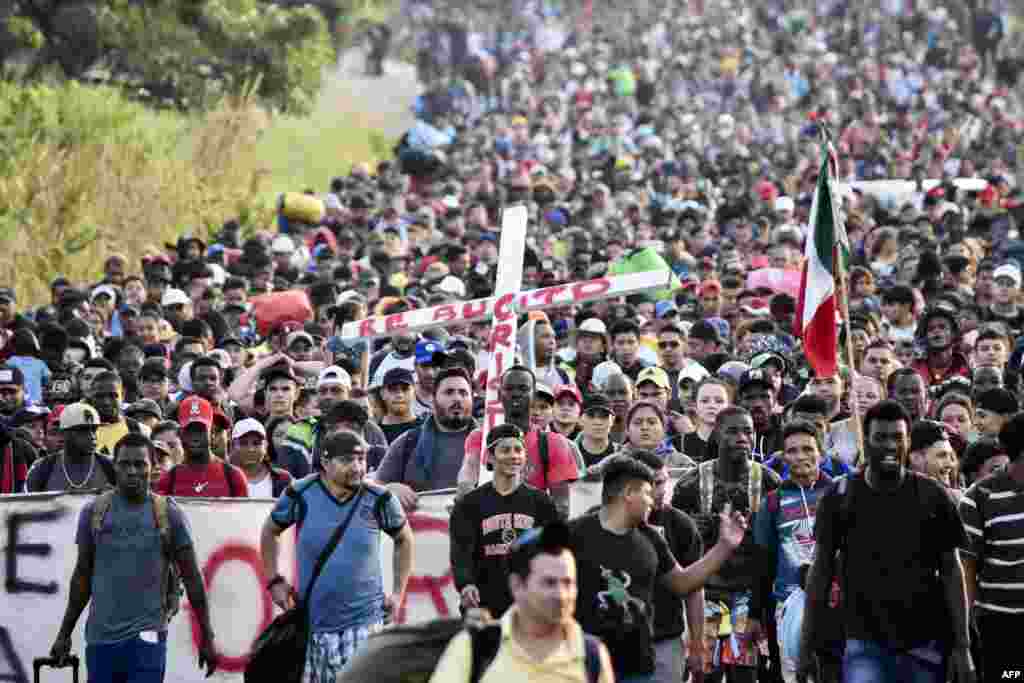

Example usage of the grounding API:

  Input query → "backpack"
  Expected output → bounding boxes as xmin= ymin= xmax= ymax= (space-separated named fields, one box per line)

xmin=91 ymin=490 xmax=183 ymax=623
xmin=697 ymin=460 xmax=763 ymax=516
xmin=284 ymin=475 xmax=390 ymax=530
xmin=166 ymin=461 xmax=238 ymax=497
xmin=468 ymin=622 xmax=602 ymax=683
xmin=34 ymin=452 xmax=117 ymax=490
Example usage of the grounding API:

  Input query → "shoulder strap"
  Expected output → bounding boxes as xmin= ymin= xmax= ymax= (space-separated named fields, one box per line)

xmin=302 ymin=487 xmax=366 ymax=607
xmin=36 ymin=455 xmax=57 ymax=489
xmin=583 ymin=634 xmax=601 ymax=683
xmin=539 ymin=431 xmax=550 ymax=490
xmin=91 ymin=490 xmax=116 ymax=534
xmin=469 ymin=624 xmax=503 ymax=683
xmin=400 ymin=427 xmax=422 ymax=471
xmin=749 ymin=461 xmax=763 ymax=514
xmin=223 ymin=462 xmax=236 ymax=497
xmin=168 ymin=464 xmax=178 ymax=495
xmin=699 ymin=461 xmax=715 ymax=516
xmin=150 ymin=494 xmax=173 ymax=554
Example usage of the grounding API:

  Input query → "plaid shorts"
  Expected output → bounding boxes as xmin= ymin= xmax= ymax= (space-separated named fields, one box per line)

xmin=304 ymin=621 xmax=383 ymax=683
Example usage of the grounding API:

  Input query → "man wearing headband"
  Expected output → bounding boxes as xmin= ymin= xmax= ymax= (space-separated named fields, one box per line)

xmin=449 ymin=423 xmax=559 ymax=618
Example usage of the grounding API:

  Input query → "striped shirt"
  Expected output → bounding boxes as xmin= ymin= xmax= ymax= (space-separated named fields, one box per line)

xmin=959 ymin=471 xmax=1024 ymax=615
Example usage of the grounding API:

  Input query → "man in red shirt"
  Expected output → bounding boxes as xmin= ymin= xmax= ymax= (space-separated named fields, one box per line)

xmin=911 ymin=307 xmax=970 ymax=387
xmin=156 ymin=395 xmax=248 ymax=497
xmin=457 ymin=365 xmax=579 ymax=518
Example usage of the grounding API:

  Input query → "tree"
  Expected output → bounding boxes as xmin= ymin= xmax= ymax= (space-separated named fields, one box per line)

xmin=1 ymin=0 xmax=338 ymax=114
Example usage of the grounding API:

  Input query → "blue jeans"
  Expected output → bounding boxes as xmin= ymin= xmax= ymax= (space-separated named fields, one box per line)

xmin=843 ymin=639 xmax=945 ymax=683
xmin=86 ymin=632 xmax=167 ymax=683
xmin=619 ymin=674 xmax=655 ymax=683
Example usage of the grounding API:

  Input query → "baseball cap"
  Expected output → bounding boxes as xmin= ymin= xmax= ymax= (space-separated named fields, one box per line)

xmin=382 ymin=367 xmax=415 ymax=386
xmin=655 ymin=301 xmax=678 ymax=319
xmin=91 ymin=284 xmax=117 ymax=303
xmin=578 ymin=318 xmax=608 ymax=336
xmin=231 ymin=417 xmax=267 ymax=441
xmin=12 ymin=405 xmax=51 ymax=427
xmin=741 ymin=298 xmax=771 ymax=317
xmin=751 ymin=352 xmax=787 ymax=373
xmin=286 ymin=330 xmax=315 ymax=349
xmin=535 ymin=382 xmax=555 ymax=402
xmin=0 ymin=366 xmax=25 ymax=387
xmin=415 ymin=340 xmax=447 ymax=365
xmin=60 ymin=402 xmax=101 ymax=430
xmin=437 ymin=275 xmax=466 ymax=299
xmin=271 ymin=235 xmax=295 ymax=254
xmin=161 ymin=288 xmax=191 ymax=307
xmin=0 ymin=287 xmax=15 ymax=304
xmin=636 ymin=366 xmax=671 ymax=390
xmin=317 ymin=365 xmax=352 ymax=389
xmin=582 ymin=394 xmax=614 ymax=416
xmin=178 ymin=395 xmax=214 ymax=429
xmin=124 ymin=399 xmax=163 ymax=421
xmin=910 ymin=420 xmax=950 ymax=454
xmin=553 ymin=384 xmax=582 ymax=404
xmin=739 ymin=369 xmax=774 ymax=394
xmin=689 ymin=320 xmax=722 ymax=344
xmin=993 ymin=263 xmax=1022 ymax=288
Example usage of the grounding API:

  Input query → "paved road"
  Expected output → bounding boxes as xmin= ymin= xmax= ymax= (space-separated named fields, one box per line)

xmin=324 ymin=47 xmax=420 ymax=139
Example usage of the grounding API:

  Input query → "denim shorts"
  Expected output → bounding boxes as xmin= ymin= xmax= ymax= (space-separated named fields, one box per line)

xmin=86 ymin=632 xmax=167 ymax=683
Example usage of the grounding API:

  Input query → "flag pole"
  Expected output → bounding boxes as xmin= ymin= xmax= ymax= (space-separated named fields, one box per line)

xmin=821 ymin=125 xmax=866 ymax=466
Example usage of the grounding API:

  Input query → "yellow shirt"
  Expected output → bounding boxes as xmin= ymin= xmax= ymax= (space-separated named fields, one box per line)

xmin=96 ymin=419 xmax=130 ymax=457
xmin=428 ymin=607 xmax=600 ymax=683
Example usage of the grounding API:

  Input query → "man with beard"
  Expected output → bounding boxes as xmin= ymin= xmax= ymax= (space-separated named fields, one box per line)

xmin=888 ymin=368 xmax=930 ymax=423
xmin=449 ymin=423 xmax=559 ymax=618
xmin=374 ymin=367 xmax=476 ymax=509
xmin=0 ymin=364 xmax=27 ymax=426
xmin=458 ymin=366 xmax=579 ymax=518
xmin=672 ymin=407 xmax=781 ymax=683
xmin=26 ymin=403 xmax=116 ymax=492
xmin=155 ymin=396 xmax=248 ymax=498
xmin=262 ymin=430 xmax=413 ymax=683
xmin=912 ymin=308 xmax=970 ymax=387
xmin=798 ymin=401 xmax=974 ymax=683
xmin=737 ymin=369 xmax=784 ymax=459
xmin=572 ymin=455 xmax=749 ymax=682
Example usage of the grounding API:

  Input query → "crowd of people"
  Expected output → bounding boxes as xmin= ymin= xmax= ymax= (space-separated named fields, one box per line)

xmin=4 ymin=0 xmax=1024 ymax=682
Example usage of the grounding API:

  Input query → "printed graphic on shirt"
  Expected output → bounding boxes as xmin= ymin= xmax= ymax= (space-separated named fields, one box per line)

xmin=481 ymin=512 xmax=536 ymax=556
xmin=597 ymin=567 xmax=646 ymax=626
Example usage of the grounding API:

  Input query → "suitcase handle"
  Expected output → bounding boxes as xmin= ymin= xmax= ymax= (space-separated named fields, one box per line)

xmin=34 ymin=656 xmax=79 ymax=683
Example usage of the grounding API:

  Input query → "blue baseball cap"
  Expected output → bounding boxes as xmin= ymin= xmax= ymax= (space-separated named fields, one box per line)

xmin=415 ymin=340 xmax=448 ymax=365
xmin=655 ymin=301 xmax=678 ymax=319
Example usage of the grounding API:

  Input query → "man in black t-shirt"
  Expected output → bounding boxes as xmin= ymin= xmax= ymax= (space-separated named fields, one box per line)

xmin=449 ymin=423 xmax=558 ymax=618
xmin=569 ymin=455 xmax=748 ymax=682
xmin=631 ymin=450 xmax=704 ymax=683
xmin=799 ymin=400 xmax=974 ymax=683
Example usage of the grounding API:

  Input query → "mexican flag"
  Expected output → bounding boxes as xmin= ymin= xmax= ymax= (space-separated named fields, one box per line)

xmin=795 ymin=138 xmax=849 ymax=378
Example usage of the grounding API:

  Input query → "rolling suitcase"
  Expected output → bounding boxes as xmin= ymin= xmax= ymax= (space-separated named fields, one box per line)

xmin=34 ymin=656 xmax=79 ymax=683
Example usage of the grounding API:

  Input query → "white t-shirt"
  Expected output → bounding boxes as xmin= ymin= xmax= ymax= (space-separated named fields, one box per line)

xmin=248 ymin=474 xmax=274 ymax=499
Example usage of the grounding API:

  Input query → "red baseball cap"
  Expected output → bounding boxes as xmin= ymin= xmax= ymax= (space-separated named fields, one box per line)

xmin=178 ymin=396 xmax=214 ymax=430
xmin=553 ymin=384 xmax=582 ymax=404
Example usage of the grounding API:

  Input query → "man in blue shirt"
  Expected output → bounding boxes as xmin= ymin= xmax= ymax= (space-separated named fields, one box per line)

xmin=260 ymin=430 xmax=414 ymax=683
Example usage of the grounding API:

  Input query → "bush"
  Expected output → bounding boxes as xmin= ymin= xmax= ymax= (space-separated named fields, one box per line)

xmin=3 ymin=0 xmax=338 ymax=115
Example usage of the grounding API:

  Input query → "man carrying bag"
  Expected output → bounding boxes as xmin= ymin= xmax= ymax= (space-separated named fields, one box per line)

xmin=255 ymin=430 xmax=414 ymax=683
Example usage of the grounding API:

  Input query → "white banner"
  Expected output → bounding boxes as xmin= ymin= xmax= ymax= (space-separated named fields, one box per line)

xmin=0 ymin=477 xmax=681 ymax=683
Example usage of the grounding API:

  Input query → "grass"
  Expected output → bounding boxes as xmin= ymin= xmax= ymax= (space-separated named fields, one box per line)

xmin=0 ymin=54 xmax=403 ymax=307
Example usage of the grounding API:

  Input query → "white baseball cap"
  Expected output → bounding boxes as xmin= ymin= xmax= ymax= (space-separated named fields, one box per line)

xmin=161 ymin=288 xmax=190 ymax=307
xmin=232 ymin=418 xmax=266 ymax=440
xmin=91 ymin=285 xmax=117 ymax=303
xmin=577 ymin=318 xmax=608 ymax=336
xmin=271 ymin=235 xmax=295 ymax=254
xmin=437 ymin=275 xmax=466 ymax=299
xmin=317 ymin=365 xmax=351 ymax=389
xmin=994 ymin=263 xmax=1022 ymax=288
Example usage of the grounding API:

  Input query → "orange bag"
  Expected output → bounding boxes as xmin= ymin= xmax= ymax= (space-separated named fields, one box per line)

xmin=249 ymin=291 xmax=313 ymax=337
